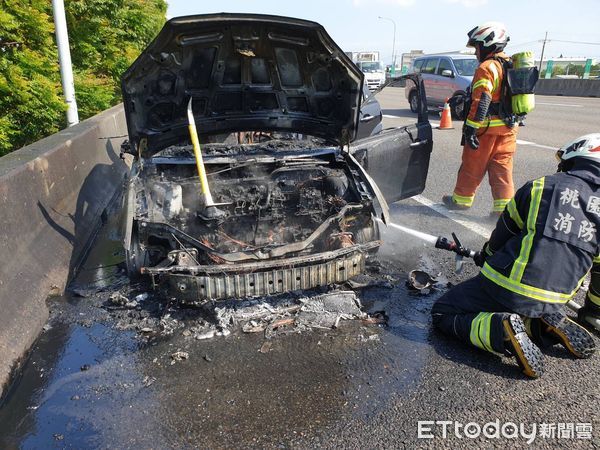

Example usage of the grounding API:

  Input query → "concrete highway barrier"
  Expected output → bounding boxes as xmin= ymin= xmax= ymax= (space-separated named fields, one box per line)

xmin=0 ymin=104 xmax=128 ymax=397
xmin=536 ymin=79 xmax=600 ymax=97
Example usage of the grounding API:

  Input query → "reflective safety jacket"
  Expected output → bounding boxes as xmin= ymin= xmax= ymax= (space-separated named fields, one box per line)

xmin=479 ymin=159 xmax=600 ymax=317
xmin=465 ymin=52 xmax=512 ymax=135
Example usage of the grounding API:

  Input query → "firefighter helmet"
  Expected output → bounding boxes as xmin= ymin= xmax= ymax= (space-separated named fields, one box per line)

xmin=466 ymin=22 xmax=509 ymax=52
xmin=557 ymin=133 xmax=600 ymax=163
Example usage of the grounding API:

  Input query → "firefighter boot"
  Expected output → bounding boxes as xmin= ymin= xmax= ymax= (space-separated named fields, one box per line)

xmin=503 ymin=314 xmax=545 ymax=379
xmin=442 ymin=195 xmax=471 ymax=210
xmin=540 ymin=313 xmax=595 ymax=359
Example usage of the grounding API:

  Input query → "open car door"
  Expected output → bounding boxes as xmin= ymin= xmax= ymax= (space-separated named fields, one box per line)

xmin=349 ymin=74 xmax=432 ymax=203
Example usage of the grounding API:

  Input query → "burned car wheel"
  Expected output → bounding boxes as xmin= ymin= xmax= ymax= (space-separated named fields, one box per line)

xmin=125 ymin=228 xmax=147 ymax=280
xmin=409 ymin=90 xmax=419 ymax=113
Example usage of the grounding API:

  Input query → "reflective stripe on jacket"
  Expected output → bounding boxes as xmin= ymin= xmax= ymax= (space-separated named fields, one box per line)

xmin=466 ymin=52 xmax=510 ymax=132
xmin=480 ymin=159 xmax=600 ymax=316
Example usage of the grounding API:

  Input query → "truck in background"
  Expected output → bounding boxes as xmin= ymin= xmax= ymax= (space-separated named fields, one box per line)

xmin=345 ymin=51 xmax=386 ymax=91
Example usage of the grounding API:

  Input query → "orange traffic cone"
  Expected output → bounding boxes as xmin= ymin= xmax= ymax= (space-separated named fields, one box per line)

xmin=438 ymin=98 xmax=454 ymax=130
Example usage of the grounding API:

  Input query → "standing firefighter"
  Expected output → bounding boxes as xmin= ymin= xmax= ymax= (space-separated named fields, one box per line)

xmin=443 ymin=22 xmax=517 ymax=215
xmin=432 ymin=134 xmax=600 ymax=378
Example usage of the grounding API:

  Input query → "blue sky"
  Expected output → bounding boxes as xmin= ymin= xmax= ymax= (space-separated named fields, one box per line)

xmin=167 ymin=0 xmax=600 ymax=65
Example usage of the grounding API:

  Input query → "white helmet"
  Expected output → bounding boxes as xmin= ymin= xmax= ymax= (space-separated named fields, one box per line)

xmin=466 ymin=22 xmax=509 ymax=51
xmin=557 ymin=133 xmax=600 ymax=162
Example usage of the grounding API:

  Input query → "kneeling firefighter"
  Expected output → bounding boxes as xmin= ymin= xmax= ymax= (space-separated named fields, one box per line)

xmin=443 ymin=22 xmax=537 ymax=215
xmin=433 ymin=134 xmax=600 ymax=378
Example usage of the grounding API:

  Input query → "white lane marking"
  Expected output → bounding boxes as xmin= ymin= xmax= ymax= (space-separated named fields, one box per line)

xmin=382 ymin=114 xmax=401 ymax=118
xmin=411 ymin=194 xmax=492 ymax=238
xmin=537 ymin=102 xmax=583 ymax=108
xmin=516 ymin=139 xmax=556 ymax=150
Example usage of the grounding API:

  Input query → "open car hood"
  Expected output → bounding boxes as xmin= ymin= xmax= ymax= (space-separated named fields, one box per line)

xmin=121 ymin=13 xmax=364 ymax=157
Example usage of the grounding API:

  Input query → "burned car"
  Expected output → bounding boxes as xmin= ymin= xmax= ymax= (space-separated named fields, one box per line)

xmin=120 ymin=13 xmax=432 ymax=302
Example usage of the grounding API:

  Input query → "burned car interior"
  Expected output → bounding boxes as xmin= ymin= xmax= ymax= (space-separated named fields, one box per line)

xmin=120 ymin=13 xmax=432 ymax=302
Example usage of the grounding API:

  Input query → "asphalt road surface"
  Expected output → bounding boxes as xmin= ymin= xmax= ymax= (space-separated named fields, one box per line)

xmin=380 ymin=88 xmax=600 ymax=223
xmin=0 ymin=90 xmax=599 ymax=449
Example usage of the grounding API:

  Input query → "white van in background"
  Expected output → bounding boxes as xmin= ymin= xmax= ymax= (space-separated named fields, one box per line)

xmin=405 ymin=54 xmax=478 ymax=117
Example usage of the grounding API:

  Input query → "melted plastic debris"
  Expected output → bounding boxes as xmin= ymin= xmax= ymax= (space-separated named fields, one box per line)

xmin=406 ymin=270 xmax=436 ymax=291
xmin=295 ymin=291 xmax=366 ymax=330
xmin=170 ymin=351 xmax=189 ymax=365
xmin=109 ymin=292 xmax=139 ymax=309
xmin=101 ymin=283 xmax=382 ymax=344
xmin=345 ymin=273 xmax=395 ymax=289
xmin=214 ymin=296 xmax=300 ymax=329
xmin=170 ymin=290 xmax=370 ymax=340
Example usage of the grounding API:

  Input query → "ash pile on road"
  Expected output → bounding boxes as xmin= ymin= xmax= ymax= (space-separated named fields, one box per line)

xmin=217 ymin=290 xmax=366 ymax=337
xmin=64 ymin=246 xmax=453 ymax=350
xmin=99 ymin=284 xmax=375 ymax=342
xmin=61 ymin=247 xmax=408 ymax=343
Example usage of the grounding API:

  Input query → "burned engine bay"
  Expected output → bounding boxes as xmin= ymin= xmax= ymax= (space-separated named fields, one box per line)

xmin=126 ymin=142 xmax=381 ymax=302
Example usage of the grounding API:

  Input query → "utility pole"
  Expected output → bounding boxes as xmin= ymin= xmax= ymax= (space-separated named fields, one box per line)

xmin=378 ymin=16 xmax=396 ymax=76
xmin=538 ymin=31 xmax=548 ymax=73
xmin=52 ymin=0 xmax=79 ymax=127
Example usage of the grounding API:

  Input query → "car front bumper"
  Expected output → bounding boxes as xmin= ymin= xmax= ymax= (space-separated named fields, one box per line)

xmin=143 ymin=242 xmax=379 ymax=303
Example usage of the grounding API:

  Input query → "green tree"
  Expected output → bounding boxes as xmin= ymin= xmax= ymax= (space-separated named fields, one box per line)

xmin=66 ymin=0 xmax=167 ymax=118
xmin=565 ymin=64 xmax=584 ymax=77
xmin=0 ymin=1 xmax=65 ymax=155
xmin=0 ymin=0 xmax=166 ymax=156
xmin=551 ymin=63 xmax=600 ymax=78
xmin=551 ymin=65 xmax=565 ymax=76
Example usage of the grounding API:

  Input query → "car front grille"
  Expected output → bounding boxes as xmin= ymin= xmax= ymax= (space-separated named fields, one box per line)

xmin=146 ymin=244 xmax=378 ymax=302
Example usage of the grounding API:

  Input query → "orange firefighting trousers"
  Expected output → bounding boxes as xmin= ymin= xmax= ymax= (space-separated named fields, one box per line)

xmin=452 ymin=128 xmax=517 ymax=212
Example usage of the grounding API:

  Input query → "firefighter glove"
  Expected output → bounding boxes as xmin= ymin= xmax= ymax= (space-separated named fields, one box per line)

xmin=473 ymin=242 xmax=490 ymax=267
xmin=473 ymin=251 xmax=485 ymax=267
xmin=464 ymin=125 xmax=479 ymax=150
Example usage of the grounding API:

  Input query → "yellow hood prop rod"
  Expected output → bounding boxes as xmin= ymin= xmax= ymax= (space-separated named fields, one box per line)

xmin=187 ymin=97 xmax=227 ymax=220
